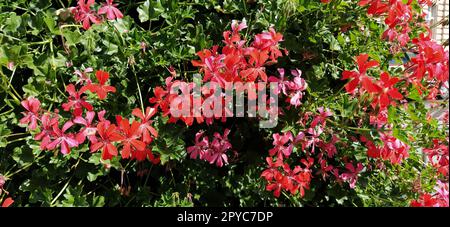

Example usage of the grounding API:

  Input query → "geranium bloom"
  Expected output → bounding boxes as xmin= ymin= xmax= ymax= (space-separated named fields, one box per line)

xmin=90 ymin=122 xmax=125 ymax=160
xmin=19 ymin=97 xmax=41 ymax=130
xmin=85 ymin=70 xmax=116 ymax=100
xmin=34 ymin=113 xmax=59 ymax=150
xmin=358 ymin=0 xmax=388 ymax=15
xmin=98 ymin=0 xmax=123 ymax=20
xmin=340 ymin=162 xmax=363 ymax=189
xmin=207 ymin=129 xmax=232 ymax=167
xmin=341 ymin=54 xmax=380 ymax=94
xmin=132 ymin=107 xmax=158 ymax=143
xmin=46 ymin=121 xmax=79 ymax=155
xmin=240 ymin=49 xmax=269 ymax=82
xmin=311 ymin=107 xmax=332 ymax=128
xmin=423 ymin=139 xmax=449 ymax=176
xmin=286 ymin=69 xmax=308 ymax=107
xmin=319 ymin=134 xmax=339 ymax=158
xmin=132 ymin=148 xmax=160 ymax=163
xmin=117 ymin=118 xmax=147 ymax=159
xmin=269 ymin=132 xmax=293 ymax=159
xmin=187 ymin=131 xmax=210 ymax=160
xmin=268 ymin=68 xmax=289 ymax=95
xmin=71 ymin=0 xmax=102 ymax=30
xmin=251 ymin=27 xmax=284 ymax=63
xmin=73 ymin=67 xmax=93 ymax=85
xmin=410 ymin=193 xmax=439 ymax=207
xmin=73 ymin=111 xmax=98 ymax=144
xmin=379 ymin=133 xmax=409 ymax=164
xmin=261 ymin=157 xmax=283 ymax=181
xmin=371 ymin=72 xmax=403 ymax=109
xmin=62 ymin=84 xmax=93 ymax=116
xmin=265 ymin=171 xmax=288 ymax=198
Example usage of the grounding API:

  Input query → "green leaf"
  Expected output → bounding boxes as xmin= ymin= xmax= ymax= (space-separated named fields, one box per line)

xmin=137 ymin=0 xmax=165 ymax=23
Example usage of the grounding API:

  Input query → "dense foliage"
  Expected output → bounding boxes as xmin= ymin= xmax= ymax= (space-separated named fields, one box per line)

xmin=0 ymin=0 xmax=448 ymax=207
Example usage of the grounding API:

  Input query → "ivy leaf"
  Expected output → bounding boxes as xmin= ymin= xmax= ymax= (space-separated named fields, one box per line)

xmin=137 ymin=0 xmax=165 ymax=23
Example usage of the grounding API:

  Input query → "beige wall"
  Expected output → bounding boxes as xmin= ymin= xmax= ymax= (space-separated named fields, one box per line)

xmin=430 ymin=0 xmax=449 ymax=47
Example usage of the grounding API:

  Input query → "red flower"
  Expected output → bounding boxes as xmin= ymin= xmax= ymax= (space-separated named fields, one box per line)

xmin=149 ymin=86 xmax=168 ymax=110
xmin=47 ymin=121 xmax=79 ymax=155
xmin=371 ymin=72 xmax=403 ymax=109
xmin=132 ymin=147 xmax=160 ymax=163
xmin=85 ymin=70 xmax=116 ymax=100
xmin=410 ymin=193 xmax=439 ymax=207
xmin=118 ymin=118 xmax=147 ymax=159
xmin=19 ymin=97 xmax=41 ymax=130
xmin=71 ymin=0 xmax=102 ymax=30
xmin=265 ymin=171 xmax=287 ymax=198
xmin=98 ymin=0 xmax=123 ymax=20
xmin=240 ymin=49 xmax=269 ymax=82
xmin=90 ymin=122 xmax=125 ymax=160
xmin=358 ymin=0 xmax=388 ymax=15
xmin=261 ymin=157 xmax=283 ymax=181
xmin=62 ymin=84 xmax=93 ymax=116
xmin=379 ymin=133 xmax=409 ymax=164
xmin=132 ymin=107 xmax=158 ymax=143
xmin=1 ymin=197 xmax=14 ymax=207
xmin=251 ymin=28 xmax=284 ymax=62
xmin=341 ymin=54 xmax=380 ymax=94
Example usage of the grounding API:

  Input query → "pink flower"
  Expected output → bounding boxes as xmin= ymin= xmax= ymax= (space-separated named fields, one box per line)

xmin=46 ymin=121 xmax=79 ymax=155
xmin=19 ymin=97 xmax=41 ymax=130
xmin=72 ymin=0 xmax=102 ymax=30
xmin=73 ymin=111 xmax=98 ymax=144
xmin=207 ymin=129 xmax=232 ymax=167
xmin=311 ymin=107 xmax=332 ymax=128
xmin=74 ymin=67 xmax=93 ymax=85
xmin=269 ymin=132 xmax=293 ymax=159
xmin=187 ymin=131 xmax=210 ymax=160
xmin=98 ymin=0 xmax=123 ymax=20
xmin=34 ymin=113 xmax=59 ymax=150
xmin=187 ymin=129 xmax=233 ymax=167
xmin=286 ymin=69 xmax=307 ymax=107
xmin=340 ymin=162 xmax=363 ymax=189
xmin=379 ymin=133 xmax=409 ymax=164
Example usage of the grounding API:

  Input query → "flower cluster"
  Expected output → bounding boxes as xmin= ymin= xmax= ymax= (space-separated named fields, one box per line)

xmin=262 ymin=107 xmax=366 ymax=197
xmin=269 ymin=69 xmax=308 ymax=107
xmin=19 ymin=70 xmax=159 ymax=163
xmin=191 ymin=20 xmax=284 ymax=87
xmin=346 ymin=0 xmax=449 ymax=206
xmin=71 ymin=0 xmax=123 ymax=30
xmin=147 ymin=22 xmax=303 ymax=127
xmin=423 ymin=139 xmax=449 ymax=177
xmin=411 ymin=180 xmax=449 ymax=207
xmin=186 ymin=129 xmax=233 ymax=167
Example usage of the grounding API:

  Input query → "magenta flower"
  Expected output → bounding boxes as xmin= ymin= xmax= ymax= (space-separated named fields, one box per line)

xmin=269 ymin=132 xmax=293 ymax=159
xmin=98 ymin=0 xmax=123 ymax=20
xmin=19 ymin=97 xmax=41 ymax=130
xmin=46 ymin=121 xmax=79 ymax=155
